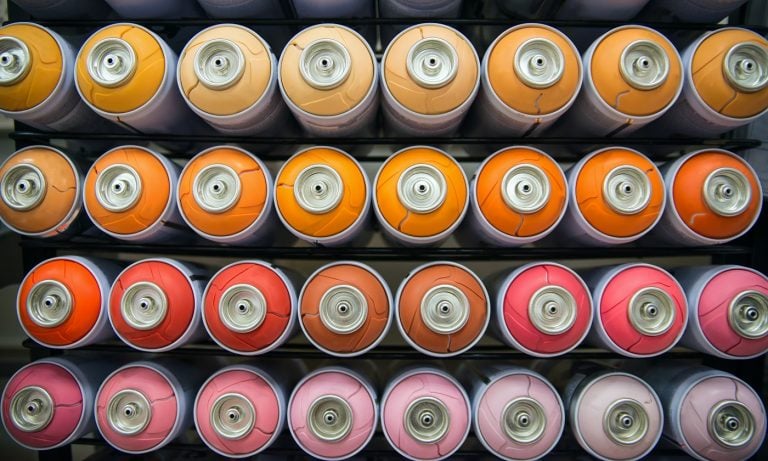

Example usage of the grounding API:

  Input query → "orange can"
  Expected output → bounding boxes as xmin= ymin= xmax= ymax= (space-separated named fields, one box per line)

xmin=381 ymin=23 xmax=479 ymax=136
xmin=17 ymin=256 xmax=120 ymax=349
xmin=560 ymin=147 xmax=666 ymax=245
xmin=653 ymin=149 xmax=762 ymax=245
xmin=468 ymin=146 xmax=567 ymax=246
xmin=0 ymin=146 xmax=84 ymax=238
xmin=274 ymin=146 xmax=370 ymax=246
xmin=299 ymin=261 xmax=392 ymax=356
xmin=84 ymin=146 xmax=186 ymax=242
xmin=278 ymin=24 xmax=378 ymax=136
xmin=655 ymin=28 xmax=768 ymax=137
xmin=471 ymin=23 xmax=582 ymax=136
xmin=396 ymin=262 xmax=489 ymax=356
xmin=560 ymin=25 xmax=683 ymax=137
xmin=374 ymin=146 xmax=468 ymax=246
xmin=177 ymin=146 xmax=273 ymax=244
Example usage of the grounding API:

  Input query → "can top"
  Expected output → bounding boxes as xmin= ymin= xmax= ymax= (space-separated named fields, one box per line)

xmin=280 ymin=24 xmax=374 ymax=117
xmin=574 ymin=148 xmax=664 ymax=239
xmin=692 ymin=29 xmax=768 ymax=119
xmin=0 ymin=23 xmax=63 ymax=112
xmin=179 ymin=25 xmax=273 ymax=117
xmin=84 ymin=146 xmax=172 ymax=237
xmin=178 ymin=147 xmax=269 ymax=238
xmin=590 ymin=26 xmax=682 ymax=117
xmin=275 ymin=147 xmax=368 ymax=239
xmin=0 ymin=147 xmax=79 ymax=235
xmin=76 ymin=23 xmax=166 ymax=114
xmin=383 ymin=23 xmax=479 ymax=115
xmin=487 ymin=24 xmax=581 ymax=116
xmin=475 ymin=147 xmax=567 ymax=239
xmin=376 ymin=146 xmax=467 ymax=239
xmin=671 ymin=150 xmax=761 ymax=240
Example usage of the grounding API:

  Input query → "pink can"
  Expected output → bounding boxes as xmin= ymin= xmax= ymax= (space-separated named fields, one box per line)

xmin=288 ymin=367 xmax=377 ymax=460
xmin=381 ymin=367 xmax=470 ymax=461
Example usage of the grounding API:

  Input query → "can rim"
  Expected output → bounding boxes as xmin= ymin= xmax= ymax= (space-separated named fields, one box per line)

xmin=193 ymin=38 xmax=246 ymax=90
xmin=0 ymin=36 xmax=31 ymax=86
xmin=723 ymin=41 xmax=768 ymax=93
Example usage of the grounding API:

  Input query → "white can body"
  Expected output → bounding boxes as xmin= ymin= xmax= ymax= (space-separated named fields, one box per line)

xmin=105 ymin=0 xmax=202 ymax=18
xmin=555 ymin=0 xmax=649 ymax=20
xmin=644 ymin=0 xmax=748 ymax=23
xmin=197 ymin=0 xmax=284 ymax=17
xmin=10 ymin=0 xmax=113 ymax=18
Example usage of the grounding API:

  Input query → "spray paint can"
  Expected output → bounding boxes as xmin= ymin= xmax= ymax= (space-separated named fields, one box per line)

xmin=396 ymin=262 xmax=489 ymax=357
xmin=643 ymin=366 xmax=766 ymax=461
xmin=381 ymin=367 xmax=470 ymax=461
xmin=10 ymin=0 xmax=113 ymax=19
xmin=654 ymin=28 xmax=768 ymax=137
xmin=94 ymin=360 xmax=204 ymax=454
xmin=494 ymin=262 xmax=592 ymax=357
xmin=279 ymin=24 xmax=378 ymax=137
xmin=559 ymin=25 xmax=683 ymax=137
xmin=274 ymin=146 xmax=370 ymax=246
xmin=469 ymin=366 xmax=564 ymax=461
xmin=564 ymin=369 xmax=663 ymax=461
xmin=17 ymin=256 xmax=121 ymax=349
xmin=109 ymin=258 xmax=207 ymax=352
xmin=291 ymin=0 xmax=375 ymax=45
xmin=1 ymin=357 xmax=112 ymax=450
xmin=469 ymin=146 xmax=567 ymax=246
xmin=379 ymin=1 xmax=463 ymax=44
xmin=83 ymin=146 xmax=186 ymax=243
xmin=652 ymin=149 xmax=762 ymax=246
xmin=470 ymin=24 xmax=582 ymax=137
xmin=177 ymin=146 xmax=273 ymax=244
xmin=559 ymin=147 xmax=665 ymax=245
xmin=288 ymin=366 xmax=377 ymax=460
xmin=195 ymin=364 xmax=286 ymax=458
xmin=583 ymin=263 xmax=687 ymax=357
xmin=0 ymin=146 xmax=84 ymax=238
xmin=554 ymin=0 xmax=649 ymax=19
xmin=197 ymin=0 xmax=284 ymax=17
xmin=380 ymin=23 xmax=479 ymax=136
xmin=640 ymin=0 xmax=749 ymax=23
xmin=0 ymin=23 xmax=109 ymax=131
xmin=202 ymin=260 xmax=297 ymax=355
xmin=299 ymin=261 xmax=392 ymax=357
xmin=104 ymin=0 xmax=202 ymax=18
xmin=178 ymin=24 xmax=287 ymax=136
xmin=75 ymin=23 xmax=205 ymax=134
xmin=374 ymin=146 xmax=468 ymax=246
xmin=674 ymin=265 xmax=768 ymax=359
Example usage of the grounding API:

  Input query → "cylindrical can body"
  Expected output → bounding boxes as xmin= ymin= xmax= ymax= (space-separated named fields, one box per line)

xmin=652 ymin=149 xmax=762 ymax=245
xmin=291 ymin=0 xmax=375 ymax=44
xmin=17 ymin=256 xmax=121 ymax=349
xmin=584 ymin=263 xmax=688 ymax=357
xmin=202 ymin=260 xmax=297 ymax=355
xmin=177 ymin=146 xmax=273 ymax=244
xmin=105 ymin=0 xmax=202 ymax=18
xmin=374 ymin=146 xmax=468 ymax=246
xmin=177 ymin=24 xmax=287 ymax=136
xmin=379 ymin=1 xmax=463 ymax=44
xmin=470 ymin=23 xmax=582 ymax=136
xmin=299 ymin=261 xmax=392 ymax=357
xmin=278 ymin=24 xmax=378 ymax=137
xmin=381 ymin=23 xmax=479 ymax=136
xmin=471 ymin=367 xmax=564 ymax=461
xmin=653 ymin=28 xmax=768 ymax=137
xmin=559 ymin=147 xmax=666 ymax=245
xmin=109 ymin=258 xmax=207 ymax=352
xmin=10 ymin=0 xmax=113 ymax=19
xmin=275 ymin=146 xmax=370 ymax=246
xmin=94 ymin=360 xmax=203 ymax=454
xmin=675 ymin=265 xmax=768 ymax=359
xmin=558 ymin=25 xmax=683 ymax=137
xmin=643 ymin=366 xmax=766 ymax=461
xmin=75 ymin=23 xmax=205 ymax=134
xmin=197 ymin=0 xmax=284 ymax=17
xmin=641 ymin=0 xmax=749 ymax=23
xmin=555 ymin=0 xmax=649 ymax=19
xmin=0 ymin=23 xmax=108 ymax=131
xmin=0 ymin=146 xmax=84 ymax=238
xmin=381 ymin=367 xmax=470 ymax=461
xmin=195 ymin=365 xmax=286 ymax=458
xmin=396 ymin=262 xmax=489 ymax=357
xmin=494 ymin=262 xmax=592 ymax=357
xmin=288 ymin=367 xmax=377 ymax=460
xmin=564 ymin=370 xmax=663 ymax=461
xmin=469 ymin=146 xmax=567 ymax=246
xmin=1 ymin=357 xmax=111 ymax=450
xmin=83 ymin=146 xmax=186 ymax=243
